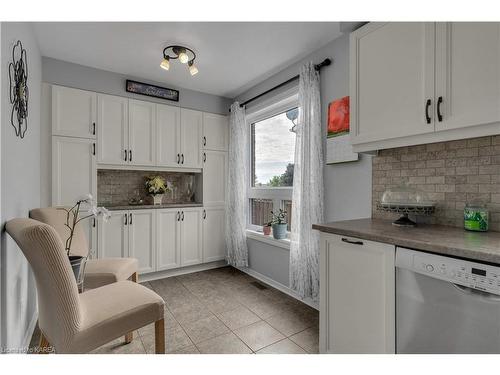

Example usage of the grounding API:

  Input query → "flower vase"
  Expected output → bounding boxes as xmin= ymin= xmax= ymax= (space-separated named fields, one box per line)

xmin=153 ymin=194 xmax=163 ymax=205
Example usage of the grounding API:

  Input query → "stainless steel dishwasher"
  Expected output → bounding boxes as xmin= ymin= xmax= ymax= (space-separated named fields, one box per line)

xmin=396 ymin=247 xmax=500 ymax=353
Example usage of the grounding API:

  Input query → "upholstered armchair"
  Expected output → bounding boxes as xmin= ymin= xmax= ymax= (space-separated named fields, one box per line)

xmin=6 ymin=218 xmax=165 ymax=354
xmin=30 ymin=207 xmax=138 ymax=289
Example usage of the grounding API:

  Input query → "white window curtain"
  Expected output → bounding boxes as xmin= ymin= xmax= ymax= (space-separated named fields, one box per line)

xmin=225 ymin=102 xmax=249 ymax=267
xmin=289 ymin=62 xmax=324 ymax=300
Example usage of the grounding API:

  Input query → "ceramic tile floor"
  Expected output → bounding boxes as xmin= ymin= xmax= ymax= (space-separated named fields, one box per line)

xmin=29 ymin=266 xmax=319 ymax=354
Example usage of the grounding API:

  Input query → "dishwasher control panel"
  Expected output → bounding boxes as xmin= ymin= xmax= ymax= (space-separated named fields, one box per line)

xmin=396 ymin=247 xmax=500 ymax=296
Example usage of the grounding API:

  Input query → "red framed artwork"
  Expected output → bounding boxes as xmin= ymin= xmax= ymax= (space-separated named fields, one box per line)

xmin=327 ymin=96 xmax=350 ymax=138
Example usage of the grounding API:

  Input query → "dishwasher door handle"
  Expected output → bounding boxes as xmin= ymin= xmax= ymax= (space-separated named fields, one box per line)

xmin=451 ymin=283 xmax=500 ymax=302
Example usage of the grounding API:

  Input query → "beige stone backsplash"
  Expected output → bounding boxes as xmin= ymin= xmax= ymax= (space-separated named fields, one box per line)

xmin=98 ymin=169 xmax=201 ymax=206
xmin=372 ymin=135 xmax=500 ymax=231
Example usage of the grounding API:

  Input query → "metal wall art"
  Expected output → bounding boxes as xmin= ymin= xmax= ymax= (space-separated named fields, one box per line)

xmin=126 ymin=80 xmax=179 ymax=102
xmin=9 ymin=40 xmax=29 ymax=139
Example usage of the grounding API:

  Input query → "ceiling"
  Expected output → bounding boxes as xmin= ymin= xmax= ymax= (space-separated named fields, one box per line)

xmin=32 ymin=22 xmax=342 ymax=98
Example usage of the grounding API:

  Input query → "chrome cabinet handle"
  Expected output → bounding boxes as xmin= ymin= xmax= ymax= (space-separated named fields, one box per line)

xmin=177 ymin=154 xmax=180 ymax=164
xmin=203 ymin=152 xmax=206 ymax=163
xmin=124 ymin=149 xmax=128 ymax=161
xmin=176 ymin=211 xmax=180 ymax=221
xmin=203 ymin=209 xmax=206 ymax=219
xmin=129 ymin=213 xmax=132 ymax=225
xmin=181 ymin=154 xmax=184 ymax=164
xmin=181 ymin=211 xmax=184 ymax=221
xmin=129 ymin=150 xmax=132 ymax=162
xmin=92 ymin=122 xmax=96 ymax=135
xmin=92 ymin=143 xmax=96 ymax=156
xmin=341 ymin=237 xmax=363 ymax=245
xmin=203 ymin=136 xmax=206 ymax=146
xmin=124 ymin=213 xmax=128 ymax=225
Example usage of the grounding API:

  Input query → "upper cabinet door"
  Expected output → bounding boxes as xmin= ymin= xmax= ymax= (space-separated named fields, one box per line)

xmin=52 ymin=136 xmax=96 ymax=206
xmin=180 ymin=108 xmax=203 ymax=168
xmin=97 ymin=94 xmax=128 ymax=165
xmin=180 ymin=208 xmax=203 ymax=266
xmin=203 ymin=113 xmax=228 ymax=151
xmin=52 ymin=86 xmax=97 ymax=139
xmin=203 ymin=150 xmax=227 ymax=206
xmin=350 ymin=23 xmax=436 ymax=145
xmin=128 ymin=210 xmax=156 ymax=274
xmin=156 ymin=104 xmax=181 ymax=167
xmin=435 ymin=22 xmax=500 ymax=132
xmin=128 ymin=99 xmax=156 ymax=166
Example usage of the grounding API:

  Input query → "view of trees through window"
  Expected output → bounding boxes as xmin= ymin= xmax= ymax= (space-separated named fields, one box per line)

xmin=251 ymin=108 xmax=297 ymax=187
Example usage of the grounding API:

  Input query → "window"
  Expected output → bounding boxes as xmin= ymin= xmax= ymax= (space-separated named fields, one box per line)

xmin=247 ymin=92 xmax=298 ymax=233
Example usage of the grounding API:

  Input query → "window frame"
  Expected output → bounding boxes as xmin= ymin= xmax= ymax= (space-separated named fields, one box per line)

xmin=245 ymin=88 xmax=299 ymax=232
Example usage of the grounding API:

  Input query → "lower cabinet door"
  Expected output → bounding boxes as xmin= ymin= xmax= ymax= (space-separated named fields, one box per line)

xmin=320 ymin=233 xmax=395 ymax=354
xmin=180 ymin=208 xmax=203 ymax=266
xmin=98 ymin=211 xmax=128 ymax=259
xmin=157 ymin=209 xmax=181 ymax=271
xmin=202 ymin=207 xmax=226 ymax=262
xmin=128 ymin=210 xmax=156 ymax=274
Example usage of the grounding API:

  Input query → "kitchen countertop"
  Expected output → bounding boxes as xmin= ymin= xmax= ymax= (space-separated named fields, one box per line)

xmin=313 ymin=218 xmax=500 ymax=264
xmin=103 ymin=203 xmax=203 ymax=211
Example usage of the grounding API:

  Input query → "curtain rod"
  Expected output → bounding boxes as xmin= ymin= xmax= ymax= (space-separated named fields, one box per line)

xmin=232 ymin=58 xmax=332 ymax=111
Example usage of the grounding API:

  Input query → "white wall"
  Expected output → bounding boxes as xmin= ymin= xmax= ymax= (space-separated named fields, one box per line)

xmin=1 ymin=22 xmax=41 ymax=350
xmin=235 ymin=33 xmax=372 ymax=288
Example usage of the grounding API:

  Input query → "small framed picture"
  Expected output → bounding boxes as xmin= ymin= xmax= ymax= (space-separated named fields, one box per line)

xmin=326 ymin=96 xmax=358 ymax=164
xmin=126 ymin=80 xmax=179 ymax=102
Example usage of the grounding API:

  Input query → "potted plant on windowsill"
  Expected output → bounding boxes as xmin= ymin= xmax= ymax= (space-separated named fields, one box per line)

xmin=270 ymin=209 xmax=288 ymax=240
xmin=263 ymin=221 xmax=272 ymax=236
xmin=145 ymin=176 xmax=170 ymax=205
xmin=59 ymin=194 xmax=110 ymax=291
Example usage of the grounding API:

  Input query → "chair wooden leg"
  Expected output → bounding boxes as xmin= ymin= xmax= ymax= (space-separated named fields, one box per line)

xmin=124 ymin=331 xmax=133 ymax=344
xmin=123 ymin=273 xmax=139 ymax=343
xmin=39 ymin=334 xmax=51 ymax=354
xmin=155 ymin=318 xmax=165 ymax=354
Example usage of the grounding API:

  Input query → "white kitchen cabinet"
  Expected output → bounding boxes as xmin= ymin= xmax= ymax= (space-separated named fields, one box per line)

xmin=435 ymin=22 xmax=500 ymax=132
xmin=98 ymin=211 xmax=128 ymax=259
xmin=97 ymin=94 xmax=128 ymax=165
xmin=128 ymin=99 xmax=156 ymax=166
xmin=203 ymin=112 xmax=228 ymax=151
xmin=350 ymin=22 xmax=500 ymax=152
xmin=180 ymin=207 xmax=203 ymax=266
xmin=52 ymin=136 xmax=96 ymax=206
xmin=319 ymin=233 xmax=395 ymax=354
xmin=128 ymin=210 xmax=156 ymax=274
xmin=52 ymin=86 xmax=97 ymax=139
xmin=156 ymin=104 xmax=181 ymax=167
xmin=156 ymin=209 xmax=181 ymax=271
xmin=203 ymin=150 xmax=227 ymax=206
xmin=180 ymin=108 xmax=203 ymax=168
xmin=202 ymin=207 xmax=226 ymax=262
xmin=350 ymin=22 xmax=436 ymax=146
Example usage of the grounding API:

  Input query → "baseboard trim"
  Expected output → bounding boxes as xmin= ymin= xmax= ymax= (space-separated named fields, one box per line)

xmin=237 ymin=267 xmax=319 ymax=311
xmin=22 ymin=310 xmax=38 ymax=351
xmin=139 ymin=261 xmax=228 ymax=283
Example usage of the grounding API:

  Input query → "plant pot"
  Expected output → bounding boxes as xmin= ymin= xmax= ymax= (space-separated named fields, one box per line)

xmin=152 ymin=194 xmax=163 ymax=205
xmin=68 ymin=255 xmax=87 ymax=293
xmin=272 ymin=223 xmax=287 ymax=239
xmin=263 ymin=225 xmax=272 ymax=236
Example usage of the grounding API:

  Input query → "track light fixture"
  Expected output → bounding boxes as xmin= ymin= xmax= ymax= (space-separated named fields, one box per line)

xmin=161 ymin=45 xmax=198 ymax=76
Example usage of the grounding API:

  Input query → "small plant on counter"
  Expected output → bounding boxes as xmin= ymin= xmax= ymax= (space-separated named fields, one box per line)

xmin=270 ymin=209 xmax=288 ymax=239
xmin=145 ymin=176 xmax=171 ymax=205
